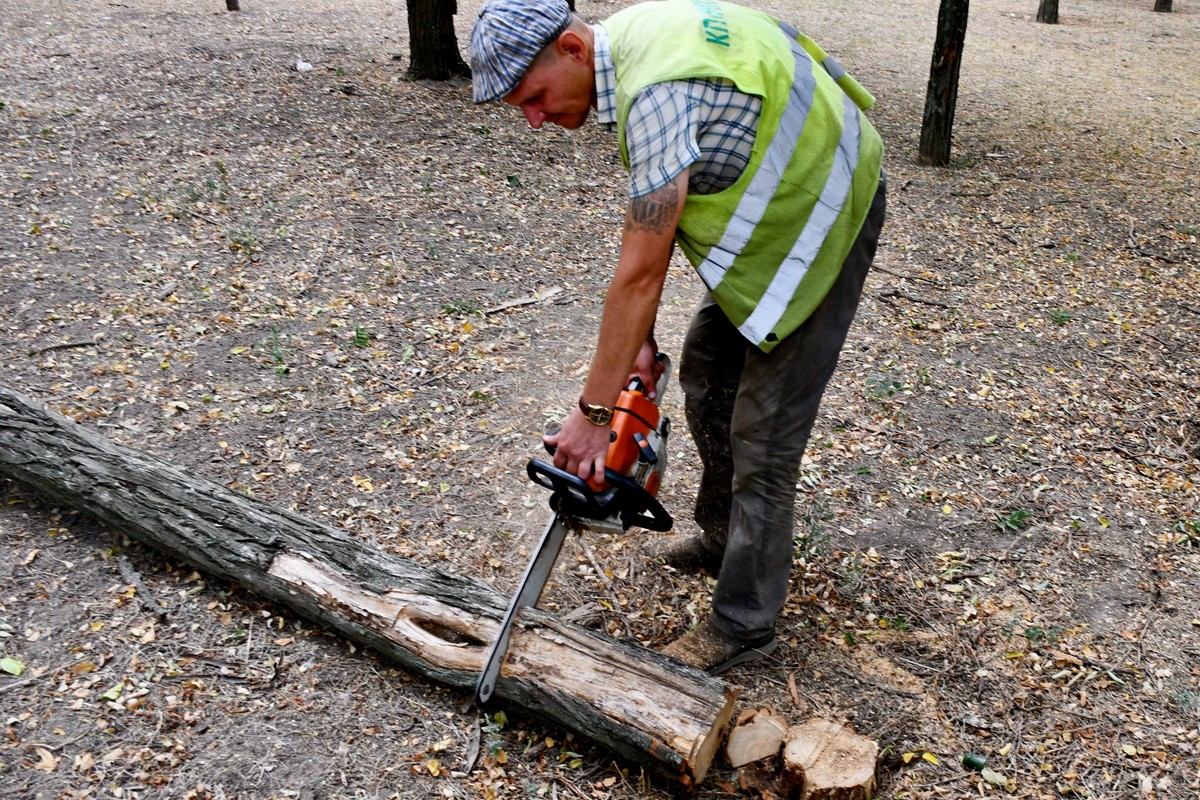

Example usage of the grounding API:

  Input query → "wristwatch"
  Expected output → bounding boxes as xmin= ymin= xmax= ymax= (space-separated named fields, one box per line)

xmin=578 ymin=396 xmax=614 ymax=426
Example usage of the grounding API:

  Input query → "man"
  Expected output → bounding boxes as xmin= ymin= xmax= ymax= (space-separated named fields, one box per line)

xmin=471 ymin=0 xmax=886 ymax=674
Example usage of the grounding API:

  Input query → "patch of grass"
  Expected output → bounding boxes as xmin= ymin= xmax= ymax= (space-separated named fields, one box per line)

xmin=267 ymin=326 xmax=289 ymax=376
xmin=993 ymin=509 xmax=1033 ymax=532
xmin=1050 ymin=309 xmax=1073 ymax=326
xmin=441 ymin=299 xmax=481 ymax=316
xmin=1173 ymin=518 xmax=1200 ymax=546
xmin=1000 ymin=620 xmax=1064 ymax=646
xmin=352 ymin=326 xmax=372 ymax=348
xmin=865 ymin=373 xmax=902 ymax=400
xmin=836 ymin=550 xmax=870 ymax=596
xmin=183 ymin=160 xmax=230 ymax=207
xmin=226 ymin=221 xmax=258 ymax=253
xmin=795 ymin=496 xmax=832 ymax=561
xmin=1022 ymin=625 xmax=1063 ymax=645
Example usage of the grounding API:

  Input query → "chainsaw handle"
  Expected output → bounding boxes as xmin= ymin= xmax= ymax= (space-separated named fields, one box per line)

xmin=526 ymin=460 xmax=673 ymax=532
xmin=603 ymin=469 xmax=674 ymax=532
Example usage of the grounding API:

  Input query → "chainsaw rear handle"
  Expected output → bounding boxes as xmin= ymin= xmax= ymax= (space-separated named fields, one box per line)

xmin=526 ymin=459 xmax=673 ymax=532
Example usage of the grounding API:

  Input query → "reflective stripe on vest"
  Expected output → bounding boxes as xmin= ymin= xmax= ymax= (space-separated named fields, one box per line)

xmin=696 ymin=32 xmax=862 ymax=345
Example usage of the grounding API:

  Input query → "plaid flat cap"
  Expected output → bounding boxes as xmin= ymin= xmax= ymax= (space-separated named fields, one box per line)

xmin=471 ymin=0 xmax=573 ymax=103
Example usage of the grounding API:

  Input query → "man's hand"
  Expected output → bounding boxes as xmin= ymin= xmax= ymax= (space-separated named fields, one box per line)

xmin=631 ymin=337 xmax=665 ymax=399
xmin=543 ymin=409 xmax=611 ymax=483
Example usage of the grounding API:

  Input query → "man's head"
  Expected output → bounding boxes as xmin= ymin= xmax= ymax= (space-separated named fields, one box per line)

xmin=471 ymin=0 xmax=596 ymax=129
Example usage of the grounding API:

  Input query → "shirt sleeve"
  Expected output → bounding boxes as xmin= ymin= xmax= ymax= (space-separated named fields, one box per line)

xmin=624 ymin=82 xmax=702 ymax=199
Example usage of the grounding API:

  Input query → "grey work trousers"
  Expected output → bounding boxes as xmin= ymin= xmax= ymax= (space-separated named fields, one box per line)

xmin=679 ymin=177 xmax=887 ymax=641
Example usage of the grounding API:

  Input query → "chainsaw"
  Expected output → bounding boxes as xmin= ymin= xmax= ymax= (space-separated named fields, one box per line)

xmin=474 ymin=355 xmax=674 ymax=705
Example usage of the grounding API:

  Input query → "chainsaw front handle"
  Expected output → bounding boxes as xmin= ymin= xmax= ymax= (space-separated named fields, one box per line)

xmin=526 ymin=459 xmax=673 ymax=532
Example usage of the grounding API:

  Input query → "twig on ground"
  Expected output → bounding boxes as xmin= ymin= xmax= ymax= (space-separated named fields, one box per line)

xmin=26 ymin=338 xmax=100 ymax=356
xmin=877 ymin=289 xmax=952 ymax=309
xmin=117 ymin=555 xmax=161 ymax=614
xmin=871 ymin=264 xmax=949 ymax=288
xmin=485 ymin=286 xmax=562 ymax=315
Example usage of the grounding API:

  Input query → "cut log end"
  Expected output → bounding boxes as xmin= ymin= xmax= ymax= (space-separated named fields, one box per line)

xmin=782 ymin=719 xmax=878 ymax=800
xmin=726 ymin=707 xmax=790 ymax=768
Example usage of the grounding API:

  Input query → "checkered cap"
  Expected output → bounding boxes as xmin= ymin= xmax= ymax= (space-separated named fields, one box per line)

xmin=471 ymin=0 xmax=573 ymax=104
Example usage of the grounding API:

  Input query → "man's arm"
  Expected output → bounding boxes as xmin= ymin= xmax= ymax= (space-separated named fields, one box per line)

xmin=545 ymin=169 xmax=688 ymax=481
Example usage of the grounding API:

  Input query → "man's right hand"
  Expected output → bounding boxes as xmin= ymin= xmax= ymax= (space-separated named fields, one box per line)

xmin=543 ymin=408 xmax=611 ymax=484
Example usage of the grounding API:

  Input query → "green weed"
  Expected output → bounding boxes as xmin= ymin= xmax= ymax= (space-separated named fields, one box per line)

xmin=1173 ymin=518 xmax=1200 ymax=546
xmin=795 ymin=496 xmax=832 ymax=561
xmin=267 ymin=326 xmax=289 ymax=376
xmin=866 ymin=373 xmax=902 ymax=400
xmin=993 ymin=509 xmax=1033 ymax=532
xmin=441 ymin=300 xmax=481 ymax=316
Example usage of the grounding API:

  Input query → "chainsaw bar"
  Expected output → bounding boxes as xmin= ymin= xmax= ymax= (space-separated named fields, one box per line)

xmin=474 ymin=511 xmax=571 ymax=705
xmin=475 ymin=355 xmax=674 ymax=705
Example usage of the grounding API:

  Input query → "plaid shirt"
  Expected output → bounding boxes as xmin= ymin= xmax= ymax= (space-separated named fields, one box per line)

xmin=594 ymin=24 xmax=762 ymax=199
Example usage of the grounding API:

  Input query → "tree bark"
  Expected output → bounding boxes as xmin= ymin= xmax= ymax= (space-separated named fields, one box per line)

xmin=0 ymin=385 xmax=735 ymax=787
xmin=225 ymin=0 xmax=240 ymax=11
xmin=407 ymin=0 xmax=471 ymax=80
xmin=1036 ymin=0 xmax=1059 ymax=24
xmin=918 ymin=0 xmax=970 ymax=167
xmin=1154 ymin=0 xmax=1173 ymax=11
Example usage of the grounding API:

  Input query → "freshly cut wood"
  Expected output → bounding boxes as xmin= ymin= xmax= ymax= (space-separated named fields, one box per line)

xmin=0 ymin=386 xmax=736 ymax=787
xmin=782 ymin=719 xmax=878 ymax=800
xmin=726 ymin=707 xmax=789 ymax=768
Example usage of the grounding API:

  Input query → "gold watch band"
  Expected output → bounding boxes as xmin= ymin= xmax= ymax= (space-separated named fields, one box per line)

xmin=578 ymin=396 xmax=614 ymax=426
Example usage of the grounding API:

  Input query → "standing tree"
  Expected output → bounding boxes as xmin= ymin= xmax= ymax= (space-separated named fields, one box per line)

xmin=407 ymin=0 xmax=470 ymax=80
xmin=919 ymin=0 xmax=970 ymax=166
xmin=1037 ymin=0 xmax=1059 ymax=23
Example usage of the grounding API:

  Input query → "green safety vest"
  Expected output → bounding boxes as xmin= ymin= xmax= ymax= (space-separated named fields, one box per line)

xmin=603 ymin=0 xmax=884 ymax=351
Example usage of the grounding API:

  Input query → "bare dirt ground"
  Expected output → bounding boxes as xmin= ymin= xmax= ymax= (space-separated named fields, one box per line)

xmin=1 ymin=0 xmax=1197 ymax=797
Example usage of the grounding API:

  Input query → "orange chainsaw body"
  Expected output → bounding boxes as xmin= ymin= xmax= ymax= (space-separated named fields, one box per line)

xmin=587 ymin=382 xmax=665 ymax=497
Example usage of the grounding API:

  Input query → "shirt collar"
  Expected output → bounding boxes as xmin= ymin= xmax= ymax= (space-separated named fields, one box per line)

xmin=593 ymin=23 xmax=617 ymax=131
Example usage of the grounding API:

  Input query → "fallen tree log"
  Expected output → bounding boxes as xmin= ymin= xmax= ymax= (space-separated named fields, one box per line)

xmin=0 ymin=386 xmax=735 ymax=786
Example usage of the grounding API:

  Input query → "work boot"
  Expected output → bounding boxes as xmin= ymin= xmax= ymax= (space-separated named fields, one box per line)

xmin=660 ymin=618 xmax=777 ymax=675
xmin=648 ymin=534 xmax=723 ymax=575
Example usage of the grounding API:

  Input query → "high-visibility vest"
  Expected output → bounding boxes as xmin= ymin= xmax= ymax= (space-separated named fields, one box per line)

xmin=604 ymin=0 xmax=884 ymax=351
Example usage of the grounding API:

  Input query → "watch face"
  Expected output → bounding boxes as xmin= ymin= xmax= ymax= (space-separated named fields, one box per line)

xmin=588 ymin=406 xmax=612 ymax=425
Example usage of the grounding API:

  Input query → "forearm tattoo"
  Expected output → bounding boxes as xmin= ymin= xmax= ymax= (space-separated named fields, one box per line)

xmin=626 ymin=184 xmax=680 ymax=235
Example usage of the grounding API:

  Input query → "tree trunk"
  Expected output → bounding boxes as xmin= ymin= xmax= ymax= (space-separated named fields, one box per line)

xmin=1036 ymin=0 xmax=1059 ymax=23
xmin=407 ymin=0 xmax=471 ymax=80
xmin=0 ymin=385 xmax=735 ymax=787
xmin=225 ymin=0 xmax=240 ymax=11
xmin=1154 ymin=0 xmax=1172 ymax=11
xmin=918 ymin=0 xmax=970 ymax=167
